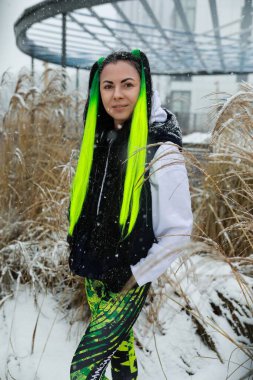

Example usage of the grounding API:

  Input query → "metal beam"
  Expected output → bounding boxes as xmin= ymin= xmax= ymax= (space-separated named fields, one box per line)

xmin=61 ymin=12 xmax=67 ymax=68
xmin=112 ymin=2 xmax=174 ymax=70
xmin=75 ymin=67 xmax=80 ymax=125
xmin=172 ymin=0 xmax=207 ymax=70
xmin=29 ymin=32 xmax=109 ymax=51
xmin=28 ymin=40 xmax=110 ymax=55
xmin=88 ymin=8 xmax=131 ymax=50
xmin=34 ymin=21 xmax=169 ymax=47
xmin=208 ymin=0 xmax=225 ymax=71
xmin=67 ymin=13 xmax=113 ymax=52
xmin=31 ymin=57 xmax=34 ymax=83
xmin=14 ymin=0 xmax=130 ymax=62
xmin=61 ymin=12 xmax=67 ymax=90
xmin=38 ymin=22 xmax=119 ymax=43
xmin=240 ymin=0 xmax=253 ymax=71
xmin=139 ymin=0 xmax=190 ymax=69
xmin=14 ymin=0 xmax=130 ymax=32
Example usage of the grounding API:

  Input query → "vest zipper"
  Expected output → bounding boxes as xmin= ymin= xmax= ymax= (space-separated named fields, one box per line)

xmin=96 ymin=131 xmax=117 ymax=216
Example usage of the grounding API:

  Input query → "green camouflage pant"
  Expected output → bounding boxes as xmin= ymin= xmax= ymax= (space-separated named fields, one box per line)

xmin=70 ymin=277 xmax=151 ymax=380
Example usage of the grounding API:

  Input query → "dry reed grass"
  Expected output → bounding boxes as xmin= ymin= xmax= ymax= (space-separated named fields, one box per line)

xmin=1 ymin=69 xmax=81 ymax=243
xmin=193 ymin=83 xmax=253 ymax=259
xmin=0 ymin=69 xmax=89 ymax=321
xmin=0 ymin=71 xmax=252 ymax=378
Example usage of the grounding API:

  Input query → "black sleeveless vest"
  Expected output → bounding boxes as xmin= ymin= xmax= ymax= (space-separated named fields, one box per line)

xmin=67 ymin=110 xmax=182 ymax=291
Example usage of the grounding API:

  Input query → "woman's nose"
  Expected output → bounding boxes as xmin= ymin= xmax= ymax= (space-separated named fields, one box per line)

xmin=113 ymin=86 xmax=123 ymax=99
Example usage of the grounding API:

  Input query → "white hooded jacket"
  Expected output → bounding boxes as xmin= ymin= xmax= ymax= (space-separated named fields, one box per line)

xmin=130 ymin=91 xmax=193 ymax=286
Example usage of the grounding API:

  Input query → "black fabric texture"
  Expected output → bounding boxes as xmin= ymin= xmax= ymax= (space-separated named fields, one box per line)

xmin=67 ymin=110 xmax=182 ymax=292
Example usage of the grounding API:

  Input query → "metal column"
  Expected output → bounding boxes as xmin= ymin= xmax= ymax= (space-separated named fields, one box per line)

xmin=75 ymin=67 xmax=80 ymax=127
xmin=31 ymin=57 xmax=34 ymax=82
xmin=61 ymin=12 xmax=67 ymax=91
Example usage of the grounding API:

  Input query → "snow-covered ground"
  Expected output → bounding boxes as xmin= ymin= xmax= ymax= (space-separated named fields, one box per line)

xmin=183 ymin=132 xmax=211 ymax=144
xmin=1 ymin=255 xmax=252 ymax=380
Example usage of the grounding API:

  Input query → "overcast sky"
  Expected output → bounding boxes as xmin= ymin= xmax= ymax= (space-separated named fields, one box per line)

xmin=0 ymin=0 xmax=116 ymax=89
xmin=0 ymin=0 xmax=43 ymax=77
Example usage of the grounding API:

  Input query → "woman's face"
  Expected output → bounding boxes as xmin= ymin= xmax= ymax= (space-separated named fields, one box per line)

xmin=100 ymin=60 xmax=141 ymax=129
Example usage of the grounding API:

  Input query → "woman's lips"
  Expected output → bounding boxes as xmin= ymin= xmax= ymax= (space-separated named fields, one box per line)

xmin=112 ymin=105 xmax=128 ymax=110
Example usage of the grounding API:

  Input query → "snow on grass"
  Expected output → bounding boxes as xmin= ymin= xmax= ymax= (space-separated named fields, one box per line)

xmin=0 ymin=254 xmax=252 ymax=380
xmin=134 ymin=254 xmax=252 ymax=380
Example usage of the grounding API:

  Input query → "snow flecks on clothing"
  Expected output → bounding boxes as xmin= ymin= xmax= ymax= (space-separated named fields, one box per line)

xmin=149 ymin=109 xmax=183 ymax=145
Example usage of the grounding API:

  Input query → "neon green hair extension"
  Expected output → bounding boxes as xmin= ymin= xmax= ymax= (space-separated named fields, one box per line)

xmin=68 ymin=51 xmax=148 ymax=241
xmin=119 ymin=49 xmax=148 ymax=239
xmin=68 ymin=58 xmax=104 ymax=236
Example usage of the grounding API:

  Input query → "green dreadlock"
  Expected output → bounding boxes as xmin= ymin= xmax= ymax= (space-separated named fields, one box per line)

xmin=68 ymin=50 xmax=148 ymax=241
xmin=68 ymin=57 xmax=104 ymax=236
xmin=119 ymin=49 xmax=148 ymax=238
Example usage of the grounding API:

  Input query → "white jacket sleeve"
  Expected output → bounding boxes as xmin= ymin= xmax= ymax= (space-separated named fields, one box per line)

xmin=130 ymin=143 xmax=193 ymax=286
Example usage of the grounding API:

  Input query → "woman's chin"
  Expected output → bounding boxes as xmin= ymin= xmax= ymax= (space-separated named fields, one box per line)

xmin=114 ymin=113 xmax=133 ymax=128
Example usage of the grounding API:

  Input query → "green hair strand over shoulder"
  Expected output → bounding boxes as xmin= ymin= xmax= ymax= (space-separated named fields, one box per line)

xmin=68 ymin=50 xmax=149 ymax=243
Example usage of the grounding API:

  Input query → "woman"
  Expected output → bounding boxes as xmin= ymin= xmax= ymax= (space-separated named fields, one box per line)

xmin=67 ymin=49 xmax=193 ymax=379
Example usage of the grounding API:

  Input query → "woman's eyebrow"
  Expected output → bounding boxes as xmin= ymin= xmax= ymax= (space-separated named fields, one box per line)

xmin=121 ymin=78 xmax=135 ymax=83
xmin=102 ymin=78 xmax=135 ymax=84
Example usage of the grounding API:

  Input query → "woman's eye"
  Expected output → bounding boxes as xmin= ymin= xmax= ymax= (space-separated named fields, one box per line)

xmin=125 ymin=83 xmax=133 ymax=88
xmin=104 ymin=85 xmax=112 ymax=89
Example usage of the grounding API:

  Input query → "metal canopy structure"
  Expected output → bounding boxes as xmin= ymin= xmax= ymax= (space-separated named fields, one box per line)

xmin=14 ymin=0 xmax=253 ymax=76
